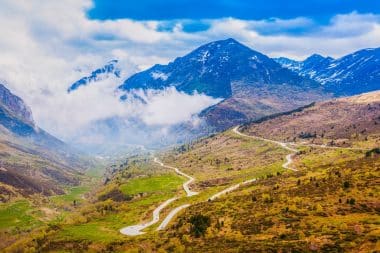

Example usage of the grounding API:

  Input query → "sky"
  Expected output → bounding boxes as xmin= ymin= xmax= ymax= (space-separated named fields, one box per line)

xmin=0 ymin=0 xmax=379 ymax=147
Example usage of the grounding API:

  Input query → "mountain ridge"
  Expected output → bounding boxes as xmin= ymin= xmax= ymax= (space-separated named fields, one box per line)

xmin=275 ymin=47 xmax=380 ymax=95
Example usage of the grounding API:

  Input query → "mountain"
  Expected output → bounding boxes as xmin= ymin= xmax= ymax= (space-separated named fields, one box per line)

xmin=120 ymin=38 xmax=329 ymax=130
xmin=276 ymin=48 xmax=380 ymax=95
xmin=0 ymin=83 xmax=90 ymax=200
xmin=273 ymin=57 xmax=302 ymax=72
xmin=68 ymin=60 xmax=121 ymax=93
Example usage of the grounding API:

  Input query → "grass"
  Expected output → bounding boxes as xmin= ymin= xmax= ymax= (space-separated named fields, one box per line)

xmin=56 ymin=222 xmax=124 ymax=243
xmin=50 ymin=186 xmax=90 ymax=206
xmin=0 ymin=201 xmax=42 ymax=230
xmin=51 ymin=172 xmax=186 ymax=244
xmin=119 ymin=173 xmax=185 ymax=195
xmin=162 ymin=130 xmax=288 ymax=183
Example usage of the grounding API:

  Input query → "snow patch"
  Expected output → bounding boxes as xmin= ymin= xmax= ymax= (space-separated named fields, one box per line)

xmin=198 ymin=50 xmax=210 ymax=64
xmin=151 ymin=71 xmax=169 ymax=81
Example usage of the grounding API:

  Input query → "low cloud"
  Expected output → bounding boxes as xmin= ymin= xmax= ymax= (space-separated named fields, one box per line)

xmin=132 ymin=88 xmax=221 ymax=126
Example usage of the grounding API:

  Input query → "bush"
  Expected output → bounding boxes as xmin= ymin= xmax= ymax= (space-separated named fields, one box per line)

xmin=189 ymin=214 xmax=211 ymax=237
xmin=298 ymin=132 xmax=317 ymax=139
xmin=98 ymin=188 xmax=132 ymax=202
xmin=365 ymin=148 xmax=380 ymax=157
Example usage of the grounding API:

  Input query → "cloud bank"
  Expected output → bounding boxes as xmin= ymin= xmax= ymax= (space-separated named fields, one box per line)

xmin=0 ymin=0 xmax=379 ymax=146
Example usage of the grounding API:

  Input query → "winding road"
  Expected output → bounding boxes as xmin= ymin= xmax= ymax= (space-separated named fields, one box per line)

xmin=233 ymin=126 xmax=299 ymax=171
xmin=157 ymin=204 xmax=190 ymax=230
xmin=208 ymin=178 xmax=257 ymax=201
xmin=153 ymin=157 xmax=198 ymax=197
xmin=120 ymin=158 xmax=199 ymax=235
xmin=120 ymin=197 xmax=177 ymax=236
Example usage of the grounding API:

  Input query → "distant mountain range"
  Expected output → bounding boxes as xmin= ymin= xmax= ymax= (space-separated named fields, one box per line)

xmin=0 ymin=83 xmax=90 ymax=199
xmin=67 ymin=38 xmax=380 ymax=149
xmin=119 ymin=38 xmax=328 ymax=130
xmin=275 ymin=47 xmax=380 ymax=95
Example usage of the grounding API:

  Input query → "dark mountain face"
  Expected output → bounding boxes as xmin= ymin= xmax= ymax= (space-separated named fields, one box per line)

xmin=68 ymin=60 xmax=121 ymax=93
xmin=119 ymin=38 xmax=321 ymax=99
xmin=276 ymin=48 xmax=380 ymax=95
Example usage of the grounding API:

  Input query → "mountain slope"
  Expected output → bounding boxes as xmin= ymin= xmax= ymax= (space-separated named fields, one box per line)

xmin=0 ymin=83 xmax=90 ymax=200
xmin=276 ymin=48 xmax=380 ymax=95
xmin=120 ymin=38 xmax=329 ymax=131
xmin=120 ymin=38 xmax=320 ymax=98
xmin=24 ymin=91 xmax=380 ymax=252
xmin=242 ymin=90 xmax=380 ymax=148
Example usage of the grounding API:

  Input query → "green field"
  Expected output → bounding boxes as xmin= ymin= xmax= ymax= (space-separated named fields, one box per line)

xmin=119 ymin=173 xmax=185 ymax=195
xmin=0 ymin=201 xmax=42 ymax=230
xmin=50 ymin=186 xmax=91 ymax=206
xmin=53 ymin=172 xmax=186 ymax=243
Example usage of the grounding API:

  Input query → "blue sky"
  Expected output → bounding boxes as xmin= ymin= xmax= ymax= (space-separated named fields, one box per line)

xmin=88 ymin=0 xmax=379 ymax=23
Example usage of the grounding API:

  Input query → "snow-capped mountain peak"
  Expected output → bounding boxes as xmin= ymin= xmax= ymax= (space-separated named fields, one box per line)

xmin=67 ymin=60 xmax=121 ymax=93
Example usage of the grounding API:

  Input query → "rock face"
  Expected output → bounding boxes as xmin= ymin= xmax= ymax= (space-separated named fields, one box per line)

xmin=275 ymin=48 xmax=380 ymax=96
xmin=120 ymin=38 xmax=328 ymax=130
xmin=0 ymin=83 xmax=34 ymax=125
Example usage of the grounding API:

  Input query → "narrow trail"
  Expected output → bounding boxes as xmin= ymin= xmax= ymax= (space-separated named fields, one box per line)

xmin=119 ymin=197 xmax=177 ymax=236
xmin=153 ymin=157 xmax=198 ymax=197
xmin=119 ymin=158 xmax=199 ymax=236
xmin=233 ymin=126 xmax=299 ymax=171
xmin=157 ymin=204 xmax=190 ymax=230
xmin=295 ymin=142 xmax=370 ymax=151
xmin=232 ymin=126 xmax=370 ymax=171
xmin=208 ymin=178 xmax=257 ymax=201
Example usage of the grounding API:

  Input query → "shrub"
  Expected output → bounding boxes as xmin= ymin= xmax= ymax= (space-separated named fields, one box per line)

xmin=189 ymin=214 xmax=211 ymax=237
xmin=365 ymin=148 xmax=380 ymax=157
xmin=262 ymin=193 xmax=272 ymax=203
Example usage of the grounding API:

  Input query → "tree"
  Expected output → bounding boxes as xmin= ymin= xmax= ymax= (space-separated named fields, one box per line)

xmin=189 ymin=214 xmax=211 ymax=237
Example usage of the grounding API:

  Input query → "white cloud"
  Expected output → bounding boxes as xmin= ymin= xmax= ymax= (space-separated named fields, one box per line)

xmin=135 ymin=88 xmax=221 ymax=125
xmin=0 ymin=0 xmax=379 ymax=145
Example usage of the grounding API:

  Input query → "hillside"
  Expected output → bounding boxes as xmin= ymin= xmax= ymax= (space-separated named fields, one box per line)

xmin=3 ymin=91 xmax=378 ymax=252
xmin=0 ymin=83 xmax=91 ymax=201
xmin=241 ymin=90 xmax=380 ymax=148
